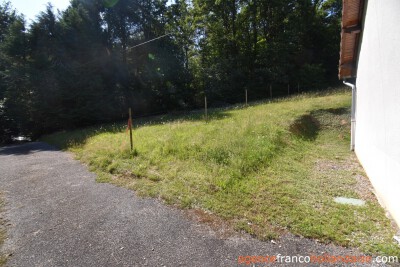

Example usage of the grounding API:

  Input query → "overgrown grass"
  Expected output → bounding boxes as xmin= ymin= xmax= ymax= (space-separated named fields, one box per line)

xmin=43 ymin=90 xmax=400 ymax=256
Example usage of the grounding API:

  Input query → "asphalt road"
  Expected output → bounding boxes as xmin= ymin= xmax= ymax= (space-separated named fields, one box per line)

xmin=0 ymin=142 xmax=386 ymax=267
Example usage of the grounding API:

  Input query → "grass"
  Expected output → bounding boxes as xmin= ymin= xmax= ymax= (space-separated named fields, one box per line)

xmin=42 ymin=89 xmax=400 ymax=256
xmin=0 ymin=195 xmax=8 ymax=266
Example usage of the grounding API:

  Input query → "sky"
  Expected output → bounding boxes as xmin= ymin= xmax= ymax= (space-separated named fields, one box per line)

xmin=9 ymin=0 xmax=71 ymax=23
xmin=10 ymin=0 xmax=175 ymax=24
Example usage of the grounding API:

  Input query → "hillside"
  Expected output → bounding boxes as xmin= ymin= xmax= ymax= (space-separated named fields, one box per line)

xmin=43 ymin=90 xmax=400 ymax=255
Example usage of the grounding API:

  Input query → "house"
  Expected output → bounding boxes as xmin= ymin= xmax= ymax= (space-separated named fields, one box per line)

xmin=339 ymin=0 xmax=400 ymax=226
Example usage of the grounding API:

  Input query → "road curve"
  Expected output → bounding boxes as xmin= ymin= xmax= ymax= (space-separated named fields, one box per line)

xmin=0 ymin=142 xmax=382 ymax=267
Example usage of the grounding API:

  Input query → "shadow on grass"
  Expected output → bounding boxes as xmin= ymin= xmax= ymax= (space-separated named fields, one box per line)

xmin=289 ymin=114 xmax=320 ymax=141
xmin=41 ymin=108 xmax=233 ymax=150
xmin=289 ymin=107 xmax=350 ymax=141
xmin=134 ymin=108 xmax=233 ymax=127
xmin=323 ymin=107 xmax=349 ymax=115
xmin=42 ymin=89 xmax=350 ymax=150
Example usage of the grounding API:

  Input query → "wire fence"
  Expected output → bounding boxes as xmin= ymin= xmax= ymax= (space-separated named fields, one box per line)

xmin=127 ymin=83 xmax=306 ymax=119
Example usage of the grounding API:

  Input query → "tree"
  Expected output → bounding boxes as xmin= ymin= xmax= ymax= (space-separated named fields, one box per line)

xmin=0 ymin=0 xmax=343 ymax=142
xmin=0 ymin=5 xmax=30 ymax=141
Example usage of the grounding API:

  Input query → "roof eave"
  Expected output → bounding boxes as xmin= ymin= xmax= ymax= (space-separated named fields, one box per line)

xmin=338 ymin=0 xmax=365 ymax=80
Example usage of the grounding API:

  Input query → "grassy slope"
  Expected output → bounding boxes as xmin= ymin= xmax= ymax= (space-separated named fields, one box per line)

xmin=43 ymin=90 xmax=400 ymax=255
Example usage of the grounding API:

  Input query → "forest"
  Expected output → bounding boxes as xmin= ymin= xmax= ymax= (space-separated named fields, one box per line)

xmin=0 ymin=0 xmax=342 ymax=143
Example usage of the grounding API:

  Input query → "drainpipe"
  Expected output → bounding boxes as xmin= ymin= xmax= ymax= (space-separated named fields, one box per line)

xmin=343 ymin=81 xmax=356 ymax=151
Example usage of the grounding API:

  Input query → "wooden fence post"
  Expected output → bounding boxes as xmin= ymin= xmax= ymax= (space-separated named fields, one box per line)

xmin=245 ymin=89 xmax=248 ymax=106
xmin=128 ymin=108 xmax=133 ymax=151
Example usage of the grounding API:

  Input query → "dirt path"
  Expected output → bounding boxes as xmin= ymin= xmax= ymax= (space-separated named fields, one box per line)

xmin=0 ymin=142 xmax=385 ymax=266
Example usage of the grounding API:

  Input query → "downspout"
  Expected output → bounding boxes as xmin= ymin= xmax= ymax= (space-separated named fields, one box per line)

xmin=343 ymin=81 xmax=356 ymax=151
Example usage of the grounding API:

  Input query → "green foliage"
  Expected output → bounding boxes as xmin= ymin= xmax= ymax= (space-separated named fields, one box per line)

xmin=0 ymin=3 xmax=30 ymax=143
xmin=0 ymin=0 xmax=342 ymax=143
xmin=298 ymin=64 xmax=327 ymax=90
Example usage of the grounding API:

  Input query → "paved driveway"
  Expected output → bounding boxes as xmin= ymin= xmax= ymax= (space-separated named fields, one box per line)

xmin=0 ymin=142 xmax=383 ymax=266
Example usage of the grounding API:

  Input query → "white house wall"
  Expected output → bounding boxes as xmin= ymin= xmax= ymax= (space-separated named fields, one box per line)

xmin=355 ymin=0 xmax=400 ymax=225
